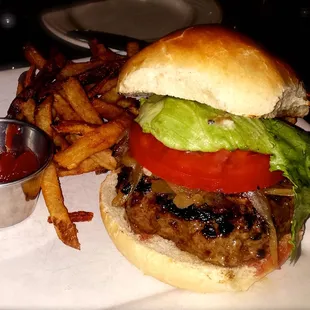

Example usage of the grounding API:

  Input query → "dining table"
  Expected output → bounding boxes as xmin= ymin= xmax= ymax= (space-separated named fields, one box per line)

xmin=0 ymin=1 xmax=309 ymax=309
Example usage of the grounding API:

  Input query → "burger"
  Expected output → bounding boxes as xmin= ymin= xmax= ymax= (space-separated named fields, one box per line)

xmin=99 ymin=25 xmax=310 ymax=292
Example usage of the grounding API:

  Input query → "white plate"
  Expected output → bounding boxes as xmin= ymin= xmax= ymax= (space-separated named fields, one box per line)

xmin=0 ymin=67 xmax=309 ymax=308
xmin=41 ymin=0 xmax=222 ymax=49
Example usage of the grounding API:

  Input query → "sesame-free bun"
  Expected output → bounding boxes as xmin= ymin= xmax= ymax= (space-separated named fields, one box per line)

xmin=99 ymin=173 xmax=291 ymax=292
xmin=118 ymin=25 xmax=309 ymax=118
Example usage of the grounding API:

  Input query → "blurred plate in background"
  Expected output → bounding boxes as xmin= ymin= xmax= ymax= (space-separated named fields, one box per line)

xmin=41 ymin=0 xmax=222 ymax=49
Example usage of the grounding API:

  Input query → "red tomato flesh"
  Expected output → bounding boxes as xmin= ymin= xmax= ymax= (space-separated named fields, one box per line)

xmin=129 ymin=122 xmax=284 ymax=193
xmin=0 ymin=149 xmax=40 ymax=183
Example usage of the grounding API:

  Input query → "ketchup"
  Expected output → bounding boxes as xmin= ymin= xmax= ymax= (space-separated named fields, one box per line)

xmin=0 ymin=149 xmax=40 ymax=183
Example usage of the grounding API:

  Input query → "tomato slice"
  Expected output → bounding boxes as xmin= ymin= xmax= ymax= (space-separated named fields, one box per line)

xmin=129 ymin=122 xmax=284 ymax=193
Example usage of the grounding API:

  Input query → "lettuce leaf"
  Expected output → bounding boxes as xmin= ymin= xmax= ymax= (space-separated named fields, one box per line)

xmin=136 ymin=95 xmax=310 ymax=259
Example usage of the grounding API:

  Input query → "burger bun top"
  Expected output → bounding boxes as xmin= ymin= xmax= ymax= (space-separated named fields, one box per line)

xmin=118 ymin=25 xmax=309 ymax=118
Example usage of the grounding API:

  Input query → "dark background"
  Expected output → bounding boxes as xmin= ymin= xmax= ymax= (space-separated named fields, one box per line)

xmin=0 ymin=0 xmax=309 ymax=89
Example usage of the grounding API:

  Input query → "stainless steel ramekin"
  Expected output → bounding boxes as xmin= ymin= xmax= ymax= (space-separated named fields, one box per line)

xmin=0 ymin=118 xmax=53 ymax=228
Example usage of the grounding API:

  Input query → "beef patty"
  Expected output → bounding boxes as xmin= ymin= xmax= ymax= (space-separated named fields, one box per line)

xmin=114 ymin=166 xmax=294 ymax=268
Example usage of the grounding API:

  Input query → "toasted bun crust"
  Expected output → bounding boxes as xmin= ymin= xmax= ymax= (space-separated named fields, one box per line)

xmin=100 ymin=173 xmax=291 ymax=292
xmin=118 ymin=25 xmax=308 ymax=118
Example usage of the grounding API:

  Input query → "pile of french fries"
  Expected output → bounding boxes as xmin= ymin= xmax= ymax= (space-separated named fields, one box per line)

xmin=7 ymin=40 xmax=141 ymax=249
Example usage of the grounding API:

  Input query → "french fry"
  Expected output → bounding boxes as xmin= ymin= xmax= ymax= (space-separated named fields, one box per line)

xmin=52 ymin=121 xmax=98 ymax=135
xmin=20 ymin=98 xmax=36 ymax=124
xmin=90 ymin=149 xmax=117 ymax=170
xmin=85 ymin=83 xmax=96 ymax=92
xmin=22 ymin=174 xmax=43 ymax=201
xmin=6 ymin=40 xmax=140 ymax=250
xmin=97 ymin=48 xmax=123 ymax=61
xmin=126 ymin=105 xmax=139 ymax=117
xmin=52 ymin=106 xmax=57 ymax=119
xmin=48 ymin=211 xmax=94 ymax=223
xmin=8 ymin=48 xmax=65 ymax=118
xmin=77 ymin=60 xmax=125 ymax=85
xmin=41 ymin=162 xmax=80 ymax=250
xmin=87 ymin=76 xmax=118 ymax=98
xmin=16 ymin=70 xmax=28 ymax=95
xmin=100 ymin=86 xmax=122 ymax=103
xmin=5 ymin=123 xmax=18 ymax=150
xmin=54 ymin=114 xmax=132 ymax=169
xmin=49 ymin=48 xmax=67 ymax=70
xmin=53 ymin=134 xmax=69 ymax=151
xmin=95 ymin=168 xmax=107 ymax=175
xmin=7 ymin=97 xmax=24 ymax=119
xmin=65 ymin=134 xmax=81 ymax=145
xmin=58 ymin=59 xmax=106 ymax=79
xmin=24 ymin=44 xmax=47 ymax=70
xmin=24 ymin=65 xmax=36 ymax=88
xmin=98 ymin=77 xmax=118 ymax=93
xmin=92 ymin=98 xmax=124 ymax=120
xmin=89 ymin=38 xmax=125 ymax=60
xmin=35 ymin=95 xmax=53 ymax=137
xmin=126 ymin=41 xmax=140 ymax=57
xmin=61 ymin=77 xmax=103 ymax=125
xmin=89 ymin=39 xmax=108 ymax=58
xmin=57 ymin=156 xmax=105 ymax=177
xmin=117 ymin=98 xmax=140 ymax=116
xmin=16 ymin=73 xmax=25 ymax=95
xmin=53 ymin=93 xmax=82 ymax=121
xmin=16 ymin=82 xmax=24 ymax=96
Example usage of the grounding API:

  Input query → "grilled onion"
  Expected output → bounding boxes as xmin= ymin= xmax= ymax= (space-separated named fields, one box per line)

xmin=263 ymin=187 xmax=294 ymax=196
xmin=246 ymin=191 xmax=278 ymax=267
xmin=112 ymin=154 xmax=143 ymax=207
xmin=151 ymin=179 xmax=219 ymax=209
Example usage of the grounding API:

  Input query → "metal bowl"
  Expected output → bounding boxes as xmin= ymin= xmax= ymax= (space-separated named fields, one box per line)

xmin=0 ymin=118 xmax=53 ymax=228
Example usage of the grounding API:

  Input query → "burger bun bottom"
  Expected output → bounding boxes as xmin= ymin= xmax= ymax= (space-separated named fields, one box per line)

xmin=99 ymin=172 xmax=290 ymax=293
